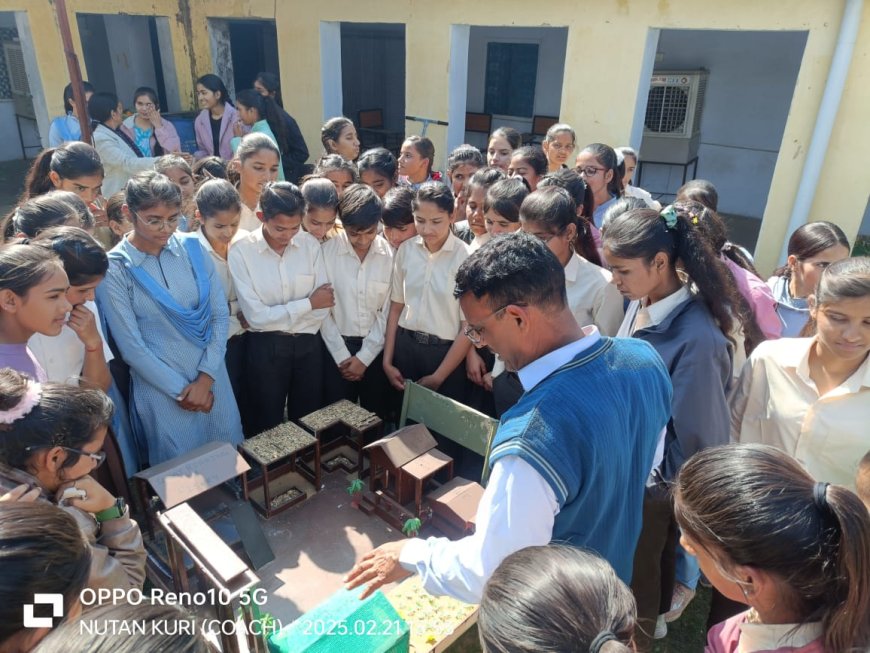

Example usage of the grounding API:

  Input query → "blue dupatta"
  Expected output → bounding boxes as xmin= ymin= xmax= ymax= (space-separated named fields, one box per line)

xmin=109 ymin=236 xmax=213 ymax=347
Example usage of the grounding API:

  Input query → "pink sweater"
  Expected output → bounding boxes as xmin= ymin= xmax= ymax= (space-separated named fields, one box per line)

xmin=722 ymin=256 xmax=782 ymax=339
xmin=194 ymin=104 xmax=242 ymax=160
xmin=707 ymin=613 xmax=826 ymax=653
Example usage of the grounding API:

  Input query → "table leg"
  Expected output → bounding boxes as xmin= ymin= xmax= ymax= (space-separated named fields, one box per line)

xmin=314 ymin=441 xmax=321 ymax=490
xmin=261 ymin=463 xmax=271 ymax=518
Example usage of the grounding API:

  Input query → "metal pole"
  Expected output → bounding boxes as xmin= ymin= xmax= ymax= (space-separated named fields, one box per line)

xmin=54 ymin=0 xmax=92 ymax=144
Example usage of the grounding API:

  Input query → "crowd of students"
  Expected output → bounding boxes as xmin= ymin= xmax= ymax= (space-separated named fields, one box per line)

xmin=0 ymin=72 xmax=868 ymax=652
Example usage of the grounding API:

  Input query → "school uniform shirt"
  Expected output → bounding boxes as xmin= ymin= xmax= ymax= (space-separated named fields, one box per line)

xmin=320 ymin=232 xmax=393 ymax=366
xmin=239 ymin=203 xmax=262 ymax=232
xmin=191 ymin=229 xmax=248 ymax=339
xmin=228 ymin=226 xmax=329 ymax=334
xmin=731 ymin=337 xmax=870 ymax=489
xmin=390 ymin=233 xmax=470 ymax=342
xmin=49 ymin=113 xmax=86 ymax=147
xmin=593 ymin=195 xmax=618 ymax=229
xmin=468 ymin=232 xmax=491 ymax=253
xmin=767 ymin=274 xmax=809 ymax=337
xmin=565 ymin=253 xmax=624 ymax=336
xmin=624 ymin=184 xmax=661 ymax=210
xmin=28 ymin=300 xmax=114 ymax=384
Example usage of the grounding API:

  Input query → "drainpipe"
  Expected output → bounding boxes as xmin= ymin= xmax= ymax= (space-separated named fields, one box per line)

xmin=777 ymin=0 xmax=863 ymax=264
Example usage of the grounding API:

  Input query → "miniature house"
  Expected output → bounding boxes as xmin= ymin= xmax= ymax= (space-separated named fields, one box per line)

xmin=427 ymin=477 xmax=485 ymax=538
xmin=363 ymin=424 xmax=452 ymax=508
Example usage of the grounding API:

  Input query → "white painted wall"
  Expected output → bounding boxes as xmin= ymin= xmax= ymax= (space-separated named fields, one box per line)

xmin=637 ymin=29 xmax=807 ymax=219
xmin=464 ymin=26 xmax=567 ymax=149
xmin=104 ymin=15 xmax=159 ymax=109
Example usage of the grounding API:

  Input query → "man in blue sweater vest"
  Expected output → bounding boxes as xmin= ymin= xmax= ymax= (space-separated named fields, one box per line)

xmin=346 ymin=232 xmax=672 ymax=603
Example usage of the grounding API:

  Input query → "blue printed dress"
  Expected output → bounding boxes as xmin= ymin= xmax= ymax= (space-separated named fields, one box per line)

xmin=96 ymin=234 xmax=243 ymax=466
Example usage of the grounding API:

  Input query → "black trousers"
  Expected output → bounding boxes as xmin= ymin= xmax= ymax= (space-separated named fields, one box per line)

xmin=225 ymin=332 xmax=249 ymax=434
xmin=394 ymin=328 xmax=468 ymax=403
xmin=630 ymin=481 xmax=678 ymax=653
xmin=322 ymin=334 xmax=390 ymax=419
xmin=245 ymin=331 xmax=323 ymax=435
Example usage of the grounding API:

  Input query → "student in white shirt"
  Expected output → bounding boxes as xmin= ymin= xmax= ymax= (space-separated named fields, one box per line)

xmin=383 ymin=183 xmax=471 ymax=406
xmin=28 ymin=226 xmax=112 ymax=390
xmin=463 ymin=168 xmax=505 ymax=252
xmin=320 ymin=184 xmax=393 ymax=417
xmin=233 ymin=133 xmax=281 ymax=232
xmin=190 ymin=179 xmax=249 ymax=432
xmin=470 ymin=177 xmax=529 ymax=416
xmin=228 ymin=182 xmax=334 ymax=434
xmin=732 ymin=257 xmax=870 ymax=489
xmin=300 ymin=177 xmax=340 ymax=243
xmin=28 ymin=226 xmax=139 ymax=475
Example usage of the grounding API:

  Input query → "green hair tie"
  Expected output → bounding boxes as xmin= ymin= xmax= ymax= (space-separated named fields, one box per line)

xmin=660 ymin=205 xmax=678 ymax=230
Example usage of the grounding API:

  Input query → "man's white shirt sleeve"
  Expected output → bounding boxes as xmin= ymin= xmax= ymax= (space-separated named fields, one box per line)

xmin=398 ymin=455 xmax=558 ymax=604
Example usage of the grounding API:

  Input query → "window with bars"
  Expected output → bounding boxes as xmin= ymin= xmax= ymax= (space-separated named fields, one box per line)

xmin=484 ymin=42 xmax=538 ymax=118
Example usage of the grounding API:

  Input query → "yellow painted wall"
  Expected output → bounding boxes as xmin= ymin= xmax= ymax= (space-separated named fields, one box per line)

xmin=1 ymin=0 xmax=866 ymax=270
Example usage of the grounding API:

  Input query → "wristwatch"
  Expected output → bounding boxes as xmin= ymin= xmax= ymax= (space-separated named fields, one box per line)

xmin=95 ymin=497 xmax=126 ymax=523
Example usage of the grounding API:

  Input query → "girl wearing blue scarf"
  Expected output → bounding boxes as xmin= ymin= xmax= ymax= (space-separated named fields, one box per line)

xmin=96 ymin=171 xmax=242 ymax=466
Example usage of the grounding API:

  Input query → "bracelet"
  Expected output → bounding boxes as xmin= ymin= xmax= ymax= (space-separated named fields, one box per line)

xmin=85 ymin=344 xmax=101 ymax=353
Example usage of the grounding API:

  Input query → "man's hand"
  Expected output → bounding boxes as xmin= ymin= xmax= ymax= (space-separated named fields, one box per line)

xmin=344 ymin=540 xmax=412 ymax=600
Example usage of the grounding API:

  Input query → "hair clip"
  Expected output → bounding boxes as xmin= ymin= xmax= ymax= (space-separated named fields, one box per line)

xmin=660 ymin=205 xmax=678 ymax=230
xmin=0 ymin=380 xmax=42 ymax=425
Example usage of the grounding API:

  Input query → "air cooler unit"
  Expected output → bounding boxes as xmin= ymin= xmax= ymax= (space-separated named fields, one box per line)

xmin=640 ymin=70 xmax=707 ymax=164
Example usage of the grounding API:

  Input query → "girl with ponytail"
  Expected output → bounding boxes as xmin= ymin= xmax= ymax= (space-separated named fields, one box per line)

xmin=675 ymin=444 xmax=870 ymax=653
xmin=479 ymin=545 xmax=636 ymax=653
xmin=602 ymin=204 xmax=741 ymax=649
xmin=676 ymin=199 xmax=779 ymax=341
xmin=231 ymin=89 xmax=290 ymax=181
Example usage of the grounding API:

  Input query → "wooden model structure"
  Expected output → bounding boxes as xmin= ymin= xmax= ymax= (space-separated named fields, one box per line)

xmin=133 ymin=442 xmax=275 ymax=586
xmin=299 ymin=399 xmax=383 ymax=474
xmin=359 ymin=424 xmax=455 ymax=531
xmin=426 ymin=477 xmax=485 ymax=539
xmin=239 ymin=421 xmax=321 ymax=518
xmin=159 ymin=502 xmax=265 ymax=653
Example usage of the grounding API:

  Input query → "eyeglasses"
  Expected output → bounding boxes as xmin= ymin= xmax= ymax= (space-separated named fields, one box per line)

xmin=577 ymin=166 xmax=604 ymax=177
xmin=548 ymin=143 xmax=575 ymax=152
xmin=463 ymin=303 xmax=526 ymax=345
xmin=131 ymin=210 xmax=180 ymax=231
xmin=136 ymin=102 xmax=156 ymax=109
xmin=24 ymin=445 xmax=106 ymax=467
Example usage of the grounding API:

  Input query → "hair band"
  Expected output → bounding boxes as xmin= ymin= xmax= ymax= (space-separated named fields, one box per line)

xmin=813 ymin=482 xmax=830 ymax=513
xmin=659 ymin=205 xmax=678 ymax=230
xmin=0 ymin=380 xmax=42 ymax=425
xmin=589 ymin=630 xmax=619 ymax=653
